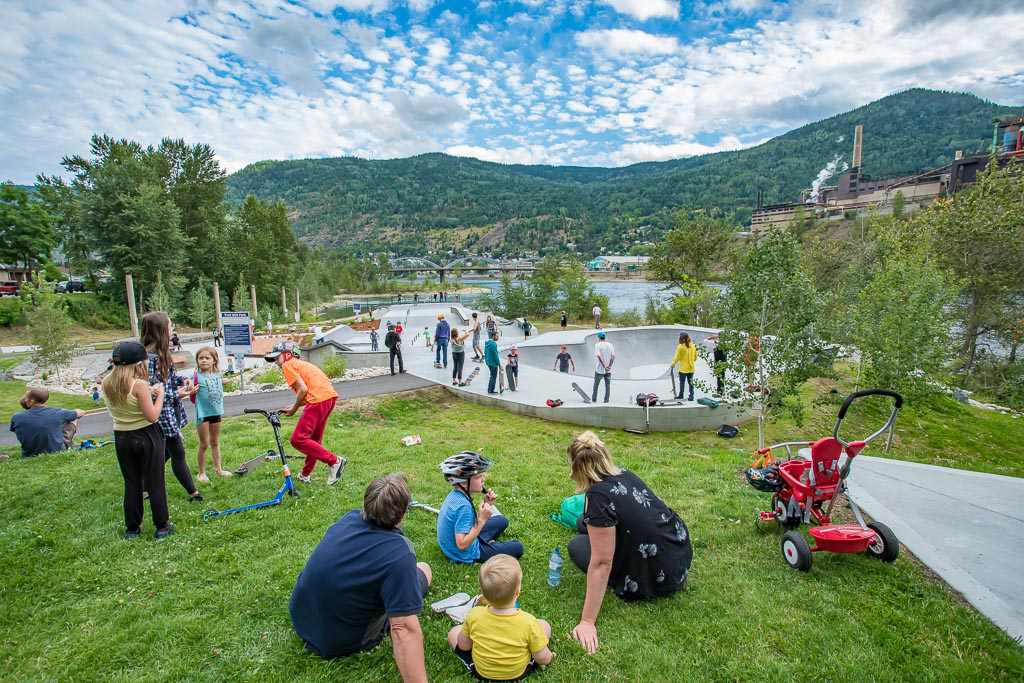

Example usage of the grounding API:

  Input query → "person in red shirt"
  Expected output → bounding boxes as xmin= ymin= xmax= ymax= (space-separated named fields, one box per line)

xmin=265 ymin=341 xmax=346 ymax=485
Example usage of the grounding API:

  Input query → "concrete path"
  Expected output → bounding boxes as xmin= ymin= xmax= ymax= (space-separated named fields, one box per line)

xmin=0 ymin=372 xmax=435 ymax=445
xmin=847 ymin=455 xmax=1024 ymax=644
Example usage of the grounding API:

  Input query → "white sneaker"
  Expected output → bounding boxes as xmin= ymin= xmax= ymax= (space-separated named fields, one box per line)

xmin=297 ymin=474 xmax=311 ymax=483
xmin=327 ymin=457 xmax=347 ymax=486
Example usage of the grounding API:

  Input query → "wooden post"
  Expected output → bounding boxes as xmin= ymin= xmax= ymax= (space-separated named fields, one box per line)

xmin=250 ymin=284 xmax=258 ymax=320
xmin=282 ymin=286 xmax=287 ymax=316
xmin=125 ymin=274 xmax=139 ymax=338
xmin=213 ymin=281 xmax=222 ymax=334
xmin=295 ymin=288 xmax=300 ymax=323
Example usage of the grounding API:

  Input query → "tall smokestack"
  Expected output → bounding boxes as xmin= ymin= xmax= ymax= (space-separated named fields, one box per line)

xmin=852 ymin=125 xmax=863 ymax=171
xmin=757 ymin=190 xmax=763 ymax=209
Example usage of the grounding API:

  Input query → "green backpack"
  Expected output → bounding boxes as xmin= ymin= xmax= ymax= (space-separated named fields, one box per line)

xmin=550 ymin=494 xmax=586 ymax=529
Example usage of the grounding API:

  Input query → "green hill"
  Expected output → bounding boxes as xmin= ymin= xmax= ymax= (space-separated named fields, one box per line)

xmin=225 ymin=89 xmax=1018 ymax=256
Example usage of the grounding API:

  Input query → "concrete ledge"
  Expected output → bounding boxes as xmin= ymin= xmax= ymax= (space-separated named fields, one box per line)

xmin=442 ymin=385 xmax=754 ymax=432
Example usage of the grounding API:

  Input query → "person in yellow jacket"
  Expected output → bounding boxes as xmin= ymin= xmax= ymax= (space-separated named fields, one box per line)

xmin=669 ymin=332 xmax=697 ymax=401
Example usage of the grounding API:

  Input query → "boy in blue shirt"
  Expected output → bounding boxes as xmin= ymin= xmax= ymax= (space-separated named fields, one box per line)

xmin=437 ymin=451 xmax=523 ymax=563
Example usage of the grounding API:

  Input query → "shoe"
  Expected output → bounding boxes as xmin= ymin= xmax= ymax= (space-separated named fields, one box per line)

xmin=154 ymin=524 xmax=174 ymax=540
xmin=196 ymin=473 xmax=210 ymax=483
xmin=327 ymin=457 xmax=347 ymax=486
xmin=297 ymin=474 xmax=311 ymax=483
xmin=123 ymin=530 xmax=141 ymax=541
xmin=216 ymin=470 xmax=233 ymax=478
xmin=189 ymin=493 xmax=204 ymax=503
xmin=487 ymin=391 xmax=498 ymax=395
xmin=400 ymin=369 xmax=407 ymax=373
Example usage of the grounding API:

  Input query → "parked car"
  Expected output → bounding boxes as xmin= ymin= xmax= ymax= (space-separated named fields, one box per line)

xmin=66 ymin=278 xmax=86 ymax=293
xmin=54 ymin=281 xmax=68 ymax=293
xmin=0 ymin=281 xmax=20 ymax=296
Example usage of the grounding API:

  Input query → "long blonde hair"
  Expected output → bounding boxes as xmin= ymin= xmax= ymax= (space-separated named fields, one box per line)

xmin=195 ymin=346 xmax=220 ymax=373
xmin=102 ymin=362 xmax=148 ymax=411
xmin=568 ymin=430 xmax=621 ymax=492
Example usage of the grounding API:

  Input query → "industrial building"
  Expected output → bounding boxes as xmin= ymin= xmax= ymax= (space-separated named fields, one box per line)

xmin=751 ymin=115 xmax=1024 ymax=233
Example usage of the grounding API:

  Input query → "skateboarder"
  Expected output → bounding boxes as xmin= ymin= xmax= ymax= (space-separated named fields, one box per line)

xmin=553 ymin=345 xmax=575 ymax=373
xmin=591 ymin=331 xmax=614 ymax=403
xmin=485 ymin=331 xmax=501 ymax=395
xmin=592 ymin=304 xmax=602 ymax=329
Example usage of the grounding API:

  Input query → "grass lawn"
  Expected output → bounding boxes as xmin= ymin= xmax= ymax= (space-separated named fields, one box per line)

xmin=0 ymin=379 xmax=97 ymax=425
xmin=0 ymin=387 xmax=1021 ymax=682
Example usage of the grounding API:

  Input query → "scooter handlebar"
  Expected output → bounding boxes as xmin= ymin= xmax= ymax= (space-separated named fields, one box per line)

xmin=243 ymin=408 xmax=271 ymax=416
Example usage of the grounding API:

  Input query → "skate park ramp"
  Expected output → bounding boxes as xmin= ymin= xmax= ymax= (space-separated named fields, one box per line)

xmin=515 ymin=325 xmax=719 ymax=380
xmin=402 ymin=321 xmax=752 ymax=432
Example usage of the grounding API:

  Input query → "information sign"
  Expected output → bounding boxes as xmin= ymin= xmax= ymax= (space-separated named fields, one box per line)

xmin=221 ymin=311 xmax=252 ymax=356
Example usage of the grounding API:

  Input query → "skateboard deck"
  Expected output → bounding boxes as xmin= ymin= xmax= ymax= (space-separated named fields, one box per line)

xmin=505 ymin=364 xmax=516 ymax=391
xmin=671 ymin=372 xmax=677 ymax=397
xmin=571 ymin=382 xmax=592 ymax=403
xmin=463 ymin=367 xmax=480 ymax=386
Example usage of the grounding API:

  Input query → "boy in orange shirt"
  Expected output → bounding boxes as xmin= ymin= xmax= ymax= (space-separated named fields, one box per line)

xmin=265 ymin=341 xmax=346 ymax=485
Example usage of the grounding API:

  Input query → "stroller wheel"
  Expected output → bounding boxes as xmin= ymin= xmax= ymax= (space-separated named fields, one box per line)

xmin=781 ymin=531 xmax=812 ymax=571
xmin=865 ymin=522 xmax=900 ymax=562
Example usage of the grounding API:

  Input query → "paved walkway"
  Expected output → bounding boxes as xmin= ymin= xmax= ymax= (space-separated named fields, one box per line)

xmin=0 ymin=372 xmax=435 ymax=445
xmin=848 ymin=456 xmax=1024 ymax=644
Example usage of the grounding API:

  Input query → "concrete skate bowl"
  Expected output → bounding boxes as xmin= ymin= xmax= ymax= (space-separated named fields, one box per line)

xmin=516 ymin=325 xmax=719 ymax=381
xmin=480 ymin=325 xmax=754 ymax=433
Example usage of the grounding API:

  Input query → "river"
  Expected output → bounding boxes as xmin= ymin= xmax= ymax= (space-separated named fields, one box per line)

xmin=319 ymin=279 xmax=724 ymax=318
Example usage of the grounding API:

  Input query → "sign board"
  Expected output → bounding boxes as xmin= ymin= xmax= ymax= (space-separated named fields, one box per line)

xmin=221 ymin=311 xmax=252 ymax=356
xmin=352 ymin=302 xmax=361 ymax=314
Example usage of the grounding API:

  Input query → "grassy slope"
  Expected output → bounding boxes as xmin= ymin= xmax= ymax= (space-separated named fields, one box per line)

xmin=0 ymin=379 xmax=97 ymax=426
xmin=0 ymin=388 xmax=1021 ymax=682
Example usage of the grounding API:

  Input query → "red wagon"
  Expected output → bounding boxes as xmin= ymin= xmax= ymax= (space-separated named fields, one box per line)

xmin=746 ymin=389 xmax=903 ymax=571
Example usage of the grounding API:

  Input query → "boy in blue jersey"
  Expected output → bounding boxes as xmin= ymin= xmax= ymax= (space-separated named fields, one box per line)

xmin=437 ymin=451 xmax=523 ymax=563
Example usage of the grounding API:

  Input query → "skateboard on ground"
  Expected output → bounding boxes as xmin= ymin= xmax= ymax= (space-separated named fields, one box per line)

xmin=671 ymin=372 xmax=677 ymax=398
xmin=505 ymin=364 xmax=516 ymax=391
xmin=463 ymin=367 xmax=480 ymax=386
xmin=571 ymin=382 xmax=592 ymax=403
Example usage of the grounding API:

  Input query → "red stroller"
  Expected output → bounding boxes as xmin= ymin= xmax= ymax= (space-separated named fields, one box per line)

xmin=746 ymin=389 xmax=903 ymax=571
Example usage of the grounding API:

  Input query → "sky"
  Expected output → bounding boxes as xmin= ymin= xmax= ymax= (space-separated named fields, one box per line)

xmin=2 ymin=0 xmax=1023 ymax=184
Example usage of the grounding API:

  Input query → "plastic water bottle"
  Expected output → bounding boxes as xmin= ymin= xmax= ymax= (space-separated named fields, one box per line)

xmin=547 ymin=547 xmax=563 ymax=586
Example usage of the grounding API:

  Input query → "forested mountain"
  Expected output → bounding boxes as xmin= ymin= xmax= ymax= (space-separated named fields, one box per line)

xmin=225 ymin=89 xmax=1018 ymax=257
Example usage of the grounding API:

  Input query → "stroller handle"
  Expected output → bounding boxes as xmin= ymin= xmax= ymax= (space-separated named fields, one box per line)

xmin=834 ymin=389 xmax=903 ymax=446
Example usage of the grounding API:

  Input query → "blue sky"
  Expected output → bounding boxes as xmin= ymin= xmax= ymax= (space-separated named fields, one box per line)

xmin=2 ymin=0 xmax=1022 ymax=183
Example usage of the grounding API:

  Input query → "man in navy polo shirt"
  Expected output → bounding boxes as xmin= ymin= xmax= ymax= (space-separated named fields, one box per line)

xmin=289 ymin=473 xmax=431 ymax=682
xmin=9 ymin=387 xmax=85 ymax=458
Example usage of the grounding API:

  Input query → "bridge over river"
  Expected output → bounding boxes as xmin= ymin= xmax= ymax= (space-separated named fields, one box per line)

xmin=389 ymin=256 xmax=542 ymax=283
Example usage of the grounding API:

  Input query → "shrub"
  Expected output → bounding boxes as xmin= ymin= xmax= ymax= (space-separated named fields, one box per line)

xmin=614 ymin=308 xmax=643 ymax=327
xmin=253 ymin=367 xmax=283 ymax=385
xmin=320 ymin=354 xmax=346 ymax=379
xmin=0 ymin=298 xmax=24 ymax=327
xmin=62 ymin=294 xmax=129 ymax=329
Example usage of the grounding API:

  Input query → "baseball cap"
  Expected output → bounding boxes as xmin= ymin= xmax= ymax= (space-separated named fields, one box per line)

xmin=438 ymin=313 xmax=445 ymax=319
xmin=598 ymin=331 xmax=606 ymax=339
xmin=264 ymin=340 xmax=299 ymax=362
xmin=111 ymin=341 xmax=148 ymax=366
xmin=510 ymin=344 xmax=517 ymax=351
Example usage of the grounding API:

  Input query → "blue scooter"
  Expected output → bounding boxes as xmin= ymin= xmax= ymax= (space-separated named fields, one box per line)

xmin=203 ymin=409 xmax=299 ymax=520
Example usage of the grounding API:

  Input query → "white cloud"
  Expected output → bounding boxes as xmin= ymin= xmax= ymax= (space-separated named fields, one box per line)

xmin=576 ymin=29 xmax=679 ymax=56
xmin=598 ymin=0 xmax=679 ymax=21
xmin=610 ymin=135 xmax=755 ymax=165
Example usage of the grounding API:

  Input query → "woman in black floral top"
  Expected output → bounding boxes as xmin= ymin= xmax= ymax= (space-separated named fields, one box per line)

xmin=566 ymin=430 xmax=692 ymax=653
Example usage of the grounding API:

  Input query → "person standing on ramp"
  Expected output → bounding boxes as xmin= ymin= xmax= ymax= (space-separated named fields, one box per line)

xmin=265 ymin=340 xmax=346 ymax=485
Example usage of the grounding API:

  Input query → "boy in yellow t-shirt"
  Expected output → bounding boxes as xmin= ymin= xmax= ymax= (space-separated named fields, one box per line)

xmin=447 ymin=555 xmax=553 ymax=681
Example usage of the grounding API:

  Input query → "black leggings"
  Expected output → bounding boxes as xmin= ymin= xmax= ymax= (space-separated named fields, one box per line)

xmin=452 ymin=351 xmax=466 ymax=381
xmin=115 ymin=424 xmax=168 ymax=532
xmin=164 ymin=434 xmax=198 ymax=496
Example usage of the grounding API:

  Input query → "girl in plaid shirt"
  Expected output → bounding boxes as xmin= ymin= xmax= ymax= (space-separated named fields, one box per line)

xmin=141 ymin=311 xmax=203 ymax=504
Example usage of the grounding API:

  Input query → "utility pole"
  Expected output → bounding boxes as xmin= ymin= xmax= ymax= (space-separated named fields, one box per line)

xmin=250 ymin=284 xmax=258 ymax=320
xmin=213 ymin=281 xmax=222 ymax=334
xmin=126 ymin=274 xmax=139 ymax=338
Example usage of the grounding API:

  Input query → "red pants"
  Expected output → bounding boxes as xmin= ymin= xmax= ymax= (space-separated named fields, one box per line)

xmin=290 ymin=398 xmax=339 ymax=476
